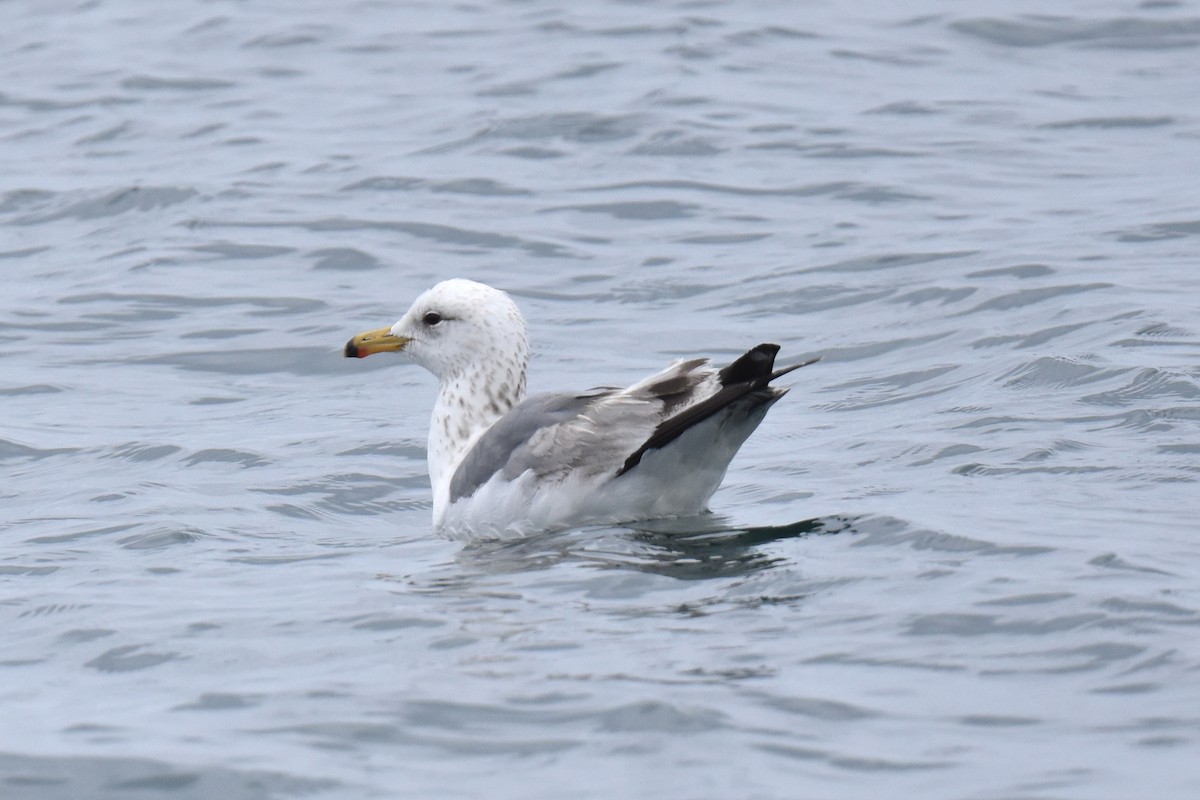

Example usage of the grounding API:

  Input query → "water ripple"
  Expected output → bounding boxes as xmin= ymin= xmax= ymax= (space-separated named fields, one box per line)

xmin=4 ymin=1 xmax=1199 ymax=797
xmin=951 ymin=16 xmax=1200 ymax=49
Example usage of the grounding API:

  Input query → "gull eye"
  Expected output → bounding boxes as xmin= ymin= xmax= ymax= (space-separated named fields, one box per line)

xmin=423 ymin=311 xmax=443 ymax=327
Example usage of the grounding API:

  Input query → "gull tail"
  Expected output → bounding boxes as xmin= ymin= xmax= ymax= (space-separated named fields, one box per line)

xmin=617 ymin=344 xmax=819 ymax=476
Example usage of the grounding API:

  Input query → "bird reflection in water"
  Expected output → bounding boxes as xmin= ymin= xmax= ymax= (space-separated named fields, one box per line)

xmin=455 ymin=515 xmax=856 ymax=580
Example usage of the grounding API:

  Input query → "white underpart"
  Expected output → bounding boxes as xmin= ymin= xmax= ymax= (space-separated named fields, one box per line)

xmin=380 ymin=279 xmax=784 ymax=539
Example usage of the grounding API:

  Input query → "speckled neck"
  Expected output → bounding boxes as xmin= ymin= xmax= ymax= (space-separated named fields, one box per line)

xmin=427 ymin=349 xmax=527 ymax=523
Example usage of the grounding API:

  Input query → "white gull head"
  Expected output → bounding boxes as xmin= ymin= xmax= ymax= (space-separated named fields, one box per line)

xmin=388 ymin=279 xmax=529 ymax=390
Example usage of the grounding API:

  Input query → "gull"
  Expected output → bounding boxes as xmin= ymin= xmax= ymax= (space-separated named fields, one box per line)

xmin=344 ymin=279 xmax=817 ymax=537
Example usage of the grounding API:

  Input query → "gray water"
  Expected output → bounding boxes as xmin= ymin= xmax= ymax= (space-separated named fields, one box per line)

xmin=3 ymin=1 xmax=1200 ymax=798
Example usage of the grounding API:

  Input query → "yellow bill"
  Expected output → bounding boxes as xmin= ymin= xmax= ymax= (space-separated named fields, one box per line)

xmin=344 ymin=327 xmax=410 ymax=358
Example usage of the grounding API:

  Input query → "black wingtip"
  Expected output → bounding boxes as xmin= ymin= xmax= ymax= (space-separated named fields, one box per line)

xmin=718 ymin=344 xmax=820 ymax=387
xmin=718 ymin=343 xmax=781 ymax=386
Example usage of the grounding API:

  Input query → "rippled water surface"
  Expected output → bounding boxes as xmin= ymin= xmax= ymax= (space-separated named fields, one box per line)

xmin=4 ymin=1 xmax=1200 ymax=798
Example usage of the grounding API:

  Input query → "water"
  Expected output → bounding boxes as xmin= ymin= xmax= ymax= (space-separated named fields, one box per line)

xmin=3 ymin=0 xmax=1200 ymax=797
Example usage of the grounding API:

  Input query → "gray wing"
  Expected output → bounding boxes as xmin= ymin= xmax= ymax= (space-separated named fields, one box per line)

xmin=447 ymin=358 xmax=717 ymax=504
xmin=446 ymin=345 xmax=818 ymax=506
xmin=448 ymin=390 xmax=613 ymax=504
